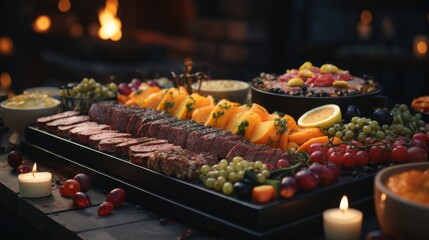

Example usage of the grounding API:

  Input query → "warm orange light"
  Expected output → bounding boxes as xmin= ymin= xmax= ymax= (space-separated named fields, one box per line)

xmin=417 ymin=41 xmax=428 ymax=54
xmin=0 ymin=72 xmax=12 ymax=90
xmin=339 ymin=195 xmax=349 ymax=211
xmin=58 ymin=0 xmax=71 ymax=13
xmin=33 ymin=15 xmax=51 ymax=33
xmin=0 ymin=37 xmax=13 ymax=55
xmin=32 ymin=163 xmax=38 ymax=173
xmin=70 ymin=23 xmax=83 ymax=37
xmin=360 ymin=10 xmax=372 ymax=24
xmin=98 ymin=0 xmax=122 ymax=41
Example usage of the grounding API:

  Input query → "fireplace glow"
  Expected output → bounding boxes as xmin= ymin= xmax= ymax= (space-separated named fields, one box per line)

xmin=58 ymin=0 xmax=71 ymax=13
xmin=98 ymin=0 xmax=122 ymax=41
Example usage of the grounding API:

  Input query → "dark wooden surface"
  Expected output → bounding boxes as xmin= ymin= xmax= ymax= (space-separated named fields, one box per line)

xmin=0 ymin=128 xmax=384 ymax=240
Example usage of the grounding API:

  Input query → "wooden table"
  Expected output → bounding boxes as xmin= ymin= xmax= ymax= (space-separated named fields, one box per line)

xmin=0 ymin=130 xmax=383 ymax=240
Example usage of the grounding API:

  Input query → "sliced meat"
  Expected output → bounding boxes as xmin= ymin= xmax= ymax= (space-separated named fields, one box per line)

xmin=146 ymin=117 xmax=178 ymax=138
xmin=200 ymin=131 xmax=231 ymax=153
xmin=88 ymin=132 xmax=131 ymax=148
xmin=264 ymin=149 xmax=285 ymax=168
xmin=174 ymin=124 xmax=207 ymax=148
xmin=37 ymin=111 xmax=80 ymax=128
xmin=129 ymin=152 xmax=154 ymax=166
xmin=45 ymin=115 xmax=90 ymax=133
xmin=56 ymin=121 xmax=99 ymax=137
xmin=76 ymin=129 xmax=118 ymax=145
xmin=116 ymin=137 xmax=153 ymax=155
xmin=185 ymin=127 xmax=222 ymax=152
xmin=243 ymin=143 xmax=269 ymax=162
xmin=147 ymin=148 xmax=218 ymax=181
xmin=209 ymin=134 xmax=243 ymax=159
xmin=128 ymin=143 xmax=174 ymax=154
xmin=226 ymin=142 xmax=251 ymax=161
xmin=98 ymin=137 xmax=133 ymax=153
xmin=166 ymin=121 xmax=199 ymax=144
xmin=254 ymin=148 xmax=276 ymax=162
xmin=156 ymin=120 xmax=184 ymax=140
xmin=220 ymin=139 xmax=244 ymax=160
xmin=69 ymin=124 xmax=111 ymax=140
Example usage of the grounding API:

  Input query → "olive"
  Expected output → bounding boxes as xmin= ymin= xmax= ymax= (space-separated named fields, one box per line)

xmin=344 ymin=105 xmax=361 ymax=122
xmin=233 ymin=181 xmax=253 ymax=198
xmin=372 ymin=108 xmax=394 ymax=125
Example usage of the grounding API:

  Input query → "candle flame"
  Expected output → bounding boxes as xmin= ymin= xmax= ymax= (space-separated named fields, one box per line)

xmin=32 ymin=163 xmax=37 ymax=173
xmin=339 ymin=195 xmax=348 ymax=212
xmin=98 ymin=0 xmax=122 ymax=41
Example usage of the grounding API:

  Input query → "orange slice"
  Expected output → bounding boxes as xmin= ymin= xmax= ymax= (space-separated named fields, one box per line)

xmin=249 ymin=103 xmax=270 ymax=121
xmin=249 ymin=120 xmax=280 ymax=147
xmin=175 ymin=93 xmax=212 ymax=119
xmin=141 ymin=89 xmax=168 ymax=109
xmin=288 ymin=127 xmax=325 ymax=145
xmin=204 ymin=99 xmax=241 ymax=129
xmin=192 ymin=105 xmax=215 ymax=124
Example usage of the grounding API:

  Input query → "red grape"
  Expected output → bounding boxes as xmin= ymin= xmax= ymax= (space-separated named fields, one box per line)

xmin=393 ymin=138 xmax=406 ymax=147
xmin=309 ymin=150 xmax=328 ymax=164
xmin=276 ymin=159 xmax=289 ymax=168
xmin=369 ymin=145 xmax=384 ymax=164
xmin=407 ymin=147 xmax=428 ymax=162
xmin=413 ymin=139 xmax=429 ymax=153
xmin=98 ymin=201 xmax=114 ymax=216
xmin=279 ymin=176 xmax=297 ymax=198
xmin=106 ymin=188 xmax=126 ymax=207
xmin=147 ymin=80 xmax=160 ymax=87
xmin=413 ymin=132 xmax=429 ymax=145
xmin=308 ymin=163 xmax=335 ymax=186
xmin=60 ymin=179 xmax=81 ymax=198
xmin=327 ymin=146 xmax=345 ymax=156
xmin=355 ymin=150 xmax=369 ymax=166
xmin=326 ymin=163 xmax=340 ymax=180
xmin=7 ymin=151 xmax=23 ymax=168
xmin=118 ymin=82 xmax=132 ymax=95
xmin=73 ymin=173 xmax=91 ymax=192
xmin=73 ymin=192 xmax=91 ymax=208
xmin=391 ymin=146 xmax=408 ymax=163
xmin=342 ymin=152 xmax=356 ymax=168
xmin=15 ymin=164 xmax=30 ymax=174
xmin=294 ymin=169 xmax=320 ymax=191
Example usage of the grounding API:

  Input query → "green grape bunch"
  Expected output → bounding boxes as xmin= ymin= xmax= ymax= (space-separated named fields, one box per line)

xmin=59 ymin=78 xmax=118 ymax=99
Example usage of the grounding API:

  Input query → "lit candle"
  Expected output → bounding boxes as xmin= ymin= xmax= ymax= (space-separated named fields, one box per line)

xmin=323 ymin=195 xmax=363 ymax=240
xmin=18 ymin=163 xmax=52 ymax=198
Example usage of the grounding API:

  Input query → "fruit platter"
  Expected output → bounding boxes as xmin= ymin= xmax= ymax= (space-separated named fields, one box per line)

xmin=251 ymin=62 xmax=386 ymax=118
xmin=15 ymin=68 xmax=429 ymax=239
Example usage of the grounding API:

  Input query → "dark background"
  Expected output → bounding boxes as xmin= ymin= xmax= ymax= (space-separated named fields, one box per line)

xmin=1 ymin=0 xmax=428 ymax=106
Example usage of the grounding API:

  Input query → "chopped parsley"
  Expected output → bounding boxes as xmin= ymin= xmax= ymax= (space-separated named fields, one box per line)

xmin=237 ymin=120 xmax=249 ymax=136
xmin=274 ymin=117 xmax=287 ymax=135
xmin=164 ymin=101 xmax=175 ymax=110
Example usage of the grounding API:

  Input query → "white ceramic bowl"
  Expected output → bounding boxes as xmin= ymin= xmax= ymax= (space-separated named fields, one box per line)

xmin=191 ymin=80 xmax=250 ymax=104
xmin=23 ymin=86 xmax=60 ymax=98
xmin=374 ymin=162 xmax=429 ymax=240
xmin=0 ymin=98 xmax=61 ymax=144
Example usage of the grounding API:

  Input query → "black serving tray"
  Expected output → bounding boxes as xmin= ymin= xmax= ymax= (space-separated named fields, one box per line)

xmin=24 ymin=125 xmax=375 ymax=231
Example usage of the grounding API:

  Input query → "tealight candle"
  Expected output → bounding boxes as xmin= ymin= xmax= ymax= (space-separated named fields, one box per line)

xmin=18 ymin=163 xmax=52 ymax=198
xmin=323 ymin=195 xmax=363 ymax=240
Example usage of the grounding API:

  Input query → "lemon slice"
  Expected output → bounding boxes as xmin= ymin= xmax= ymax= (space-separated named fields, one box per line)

xmin=297 ymin=104 xmax=341 ymax=129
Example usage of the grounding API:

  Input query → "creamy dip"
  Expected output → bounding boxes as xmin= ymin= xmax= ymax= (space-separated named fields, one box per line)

xmin=197 ymin=80 xmax=248 ymax=92
xmin=4 ymin=93 xmax=58 ymax=108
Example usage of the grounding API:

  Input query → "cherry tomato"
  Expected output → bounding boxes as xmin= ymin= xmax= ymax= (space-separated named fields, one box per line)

xmin=391 ymin=146 xmax=408 ymax=163
xmin=369 ymin=145 xmax=384 ymax=164
xmin=355 ymin=150 xmax=369 ymax=166
xmin=342 ymin=152 xmax=356 ymax=168
xmin=328 ymin=151 xmax=343 ymax=166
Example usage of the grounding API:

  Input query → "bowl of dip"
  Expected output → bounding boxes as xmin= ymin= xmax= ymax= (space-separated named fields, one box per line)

xmin=0 ymin=92 xmax=60 ymax=144
xmin=191 ymin=80 xmax=249 ymax=104
xmin=374 ymin=162 xmax=429 ymax=240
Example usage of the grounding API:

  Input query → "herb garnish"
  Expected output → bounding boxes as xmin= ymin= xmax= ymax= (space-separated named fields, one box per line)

xmin=237 ymin=120 xmax=249 ymax=136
